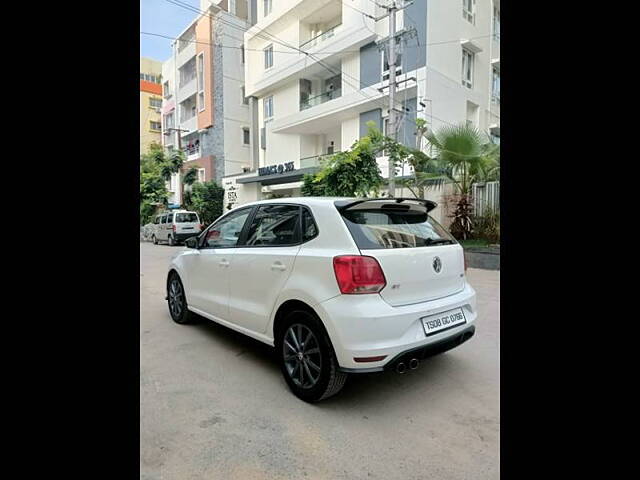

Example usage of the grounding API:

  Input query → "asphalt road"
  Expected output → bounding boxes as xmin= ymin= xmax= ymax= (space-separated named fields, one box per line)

xmin=140 ymin=241 xmax=500 ymax=480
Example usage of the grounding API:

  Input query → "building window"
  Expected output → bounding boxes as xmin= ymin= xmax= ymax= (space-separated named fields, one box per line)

xmin=149 ymin=97 xmax=162 ymax=108
xmin=490 ymin=133 xmax=500 ymax=145
xmin=493 ymin=6 xmax=500 ymax=39
xmin=163 ymin=81 xmax=171 ymax=98
xmin=243 ymin=127 xmax=250 ymax=145
xmin=492 ymin=68 xmax=500 ymax=103
xmin=462 ymin=48 xmax=474 ymax=88
xmin=241 ymin=86 xmax=248 ymax=105
xmin=197 ymin=53 xmax=205 ymax=112
xmin=264 ymin=0 xmax=272 ymax=17
xmin=150 ymin=121 xmax=162 ymax=131
xmin=264 ymin=44 xmax=273 ymax=69
xmin=197 ymin=168 xmax=206 ymax=183
xmin=229 ymin=0 xmax=236 ymax=15
xmin=462 ymin=0 xmax=475 ymax=24
xmin=141 ymin=73 xmax=161 ymax=84
xmin=164 ymin=112 xmax=174 ymax=130
xmin=264 ymin=96 xmax=273 ymax=119
xmin=241 ymin=45 xmax=245 ymax=64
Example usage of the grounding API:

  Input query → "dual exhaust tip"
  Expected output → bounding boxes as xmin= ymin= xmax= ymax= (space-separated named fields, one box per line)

xmin=395 ymin=358 xmax=419 ymax=374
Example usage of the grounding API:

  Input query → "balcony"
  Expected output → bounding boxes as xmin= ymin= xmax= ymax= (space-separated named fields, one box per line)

xmin=299 ymin=151 xmax=341 ymax=169
xmin=183 ymin=141 xmax=200 ymax=161
xmin=300 ymin=23 xmax=342 ymax=50
xmin=178 ymin=77 xmax=197 ymax=102
xmin=300 ymin=88 xmax=342 ymax=110
xmin=246 ymin=18 xmax=374 ymax=98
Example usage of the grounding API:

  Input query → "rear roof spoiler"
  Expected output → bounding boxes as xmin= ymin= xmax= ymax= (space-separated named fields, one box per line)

xmin=334 ymin=198 xmax=437 ymax=213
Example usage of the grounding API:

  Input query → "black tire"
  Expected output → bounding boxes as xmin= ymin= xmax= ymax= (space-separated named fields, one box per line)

xmin=152 ymin=235 xmax=158 ymax=245
xmin=276 ymin=309 xmax=348 ymax=402
xmin=167 ymin=273 xmax=193 ymax=324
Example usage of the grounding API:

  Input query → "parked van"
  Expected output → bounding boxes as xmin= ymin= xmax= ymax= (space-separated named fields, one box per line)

xmin=152 ymin=210 xmax=202 ymax=246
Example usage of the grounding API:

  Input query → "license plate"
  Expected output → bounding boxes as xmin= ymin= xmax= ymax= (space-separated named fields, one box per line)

xmin=421 ymin=308 xmax=467 ymax=336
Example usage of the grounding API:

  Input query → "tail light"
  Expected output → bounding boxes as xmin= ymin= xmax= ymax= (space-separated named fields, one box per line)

xmin=172 ymin=224 xmax=176 ymax=232
xmin=333 ymin=256 xmax=386 ymax=294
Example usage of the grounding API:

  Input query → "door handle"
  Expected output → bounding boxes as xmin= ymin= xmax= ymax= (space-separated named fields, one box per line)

xmin=271 ymin=262 xmax=287 ymax=271
xmin=219 ymin=259 xmax=230 ymax=267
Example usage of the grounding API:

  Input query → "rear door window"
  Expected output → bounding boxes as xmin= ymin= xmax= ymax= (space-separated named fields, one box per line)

xmin=175 ymin=212 xmax=199 ymax=223
xmin=160 ymin=215 xmax=167 ymax=224
xmin=340 ymin=208 xmax=456 ymax=249
xmin=244 ymin=205 xmax=301 ymax=246
xmin=166 ymin=213 xmax=173 ymax=223
xmin=302 ymin=207 xmax=318 ymax=242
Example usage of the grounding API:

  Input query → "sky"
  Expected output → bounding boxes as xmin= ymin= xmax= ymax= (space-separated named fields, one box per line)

xmin=140 ymin=0 xmax=201 ymax=62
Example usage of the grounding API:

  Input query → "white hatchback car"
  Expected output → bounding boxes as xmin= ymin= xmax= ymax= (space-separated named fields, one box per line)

xmin=166 ymin=197 xmax=476 ymax=402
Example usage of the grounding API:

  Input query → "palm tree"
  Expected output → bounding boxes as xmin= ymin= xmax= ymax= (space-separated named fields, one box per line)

xmin=424 ymin=123 xmax=500 ymax=239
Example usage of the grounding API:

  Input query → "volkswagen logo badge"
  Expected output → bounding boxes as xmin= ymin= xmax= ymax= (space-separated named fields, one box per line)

xmin=433 ymin=256 xmax=442 ymax=273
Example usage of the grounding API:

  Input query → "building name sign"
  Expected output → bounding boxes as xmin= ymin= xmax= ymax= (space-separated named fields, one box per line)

xmin=258 ymin=162 xmax=295 ymax=176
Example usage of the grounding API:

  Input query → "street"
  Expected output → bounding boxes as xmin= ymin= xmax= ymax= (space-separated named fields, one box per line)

xmin=140 ymin=241 xmax=500 ymax=480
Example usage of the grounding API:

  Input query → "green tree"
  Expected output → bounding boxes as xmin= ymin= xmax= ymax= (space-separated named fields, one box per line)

xmin=139 ymin=142 xmax=187 ymax=224
xmin=424 ymin=123 xmax=499 ymax=239
xmin=190 ymin=180 xmax=225 ymax=225
xmin=302 ymin=124 xmax=384 ymax=197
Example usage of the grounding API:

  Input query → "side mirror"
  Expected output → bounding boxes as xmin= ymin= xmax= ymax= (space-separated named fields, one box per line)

xmin=184 ymin=236 xmax=198 ymax=249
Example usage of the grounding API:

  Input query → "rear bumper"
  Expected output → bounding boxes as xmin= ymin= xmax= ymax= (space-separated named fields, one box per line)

xmin=173 ymin=232 xmax=199 ymax=241
xmin=314 ymin=281 xmax=477 ymax=371
xmin=339 ymin=325 xmax=476 ymax=373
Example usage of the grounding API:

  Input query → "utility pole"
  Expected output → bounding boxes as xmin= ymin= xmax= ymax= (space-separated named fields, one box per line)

xmin=377 ymin=0 xmax=414 ymax=198
xmin=387 ymin=1 xmax=398 ymax=198
xmin=166 ymin=127 xmax=189 ymax=151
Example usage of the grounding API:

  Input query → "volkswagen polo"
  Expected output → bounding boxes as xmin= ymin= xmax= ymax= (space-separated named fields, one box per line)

xmin=166 ymin=197 xmax=477 ymax=402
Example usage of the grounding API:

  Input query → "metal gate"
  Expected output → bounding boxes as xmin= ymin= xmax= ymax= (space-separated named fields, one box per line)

xmin=472 ymin=181 xmax=500 ymax=216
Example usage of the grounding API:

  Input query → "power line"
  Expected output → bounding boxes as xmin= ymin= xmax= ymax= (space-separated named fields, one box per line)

xmin=155 ymin=1 xmax=496 ymax=133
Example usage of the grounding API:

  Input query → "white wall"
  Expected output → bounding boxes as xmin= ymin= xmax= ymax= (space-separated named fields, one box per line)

xmin=222 ymin=12 xmax=252 ymax=176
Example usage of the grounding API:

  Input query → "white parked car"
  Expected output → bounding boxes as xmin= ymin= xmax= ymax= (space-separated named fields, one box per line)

xmin=152 ymin=210 xmax=202 ymax=246
xmin=166 ymin=198 xmax=476 ymax=402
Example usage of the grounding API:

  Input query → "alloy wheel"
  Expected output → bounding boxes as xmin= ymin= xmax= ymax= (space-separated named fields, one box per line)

xmin=283 ymin=324 xmax=322 ymax=389
xmin=168 ymin=278 xmax=184 ymax=318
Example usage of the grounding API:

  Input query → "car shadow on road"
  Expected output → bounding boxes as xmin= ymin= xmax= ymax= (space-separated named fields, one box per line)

xmin=189 ymin=313 xmax=279 ymax=365
xmin=186 ymin=312 xmax=471 ymax=409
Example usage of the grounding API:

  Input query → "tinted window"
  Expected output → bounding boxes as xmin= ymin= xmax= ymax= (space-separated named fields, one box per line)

xmin=245 ymin=205 xmax=300 ymax=246
xmin=302 ymin=208 xmax=318 ymax=241
xmin=341 ymin=209 xmax=456 ymax=249
xmin=160 ymin=215 xmax=167 ymax=224
xmin=166 ymin=213 xmax=173 ymax=223
xmin=203 ymin=208 xmax=251 ymax=248
xmin=175 ymin=212 xmax=198 ymax=223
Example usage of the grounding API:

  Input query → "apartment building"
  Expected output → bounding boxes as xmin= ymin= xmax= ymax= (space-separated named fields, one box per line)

xmin=140 ymin=57 xmax=164 ymax=155
xmin=223 ymin=0 xmax=500 ymax=223
xmin=161 ymin=0 xmax=251 ymax=206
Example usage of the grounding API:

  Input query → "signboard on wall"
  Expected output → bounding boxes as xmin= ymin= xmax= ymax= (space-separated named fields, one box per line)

xmin=258 ymin=161 xmax=295 ymax=176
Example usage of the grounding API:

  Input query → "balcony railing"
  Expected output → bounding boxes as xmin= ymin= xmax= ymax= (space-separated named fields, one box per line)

xmin=300 ymin=24 xmax=341 ymax=50
xmin=300 ymin=88 xmax=342 ymax=111
xmin=299 ymin=151 xmax=342 ymax=169
xmin=183 ymin=143 xmax=200 ymax=156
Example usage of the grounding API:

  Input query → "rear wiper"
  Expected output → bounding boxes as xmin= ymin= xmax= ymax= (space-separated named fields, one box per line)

xmin=426 ymin=238 xmax=454 ymax=246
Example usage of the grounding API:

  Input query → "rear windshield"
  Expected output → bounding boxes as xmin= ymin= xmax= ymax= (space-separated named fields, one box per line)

xmin=340 ymin=209 xmax=456 ymax=249
xmin=174 ymin=212 xmax=199 ymax=223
